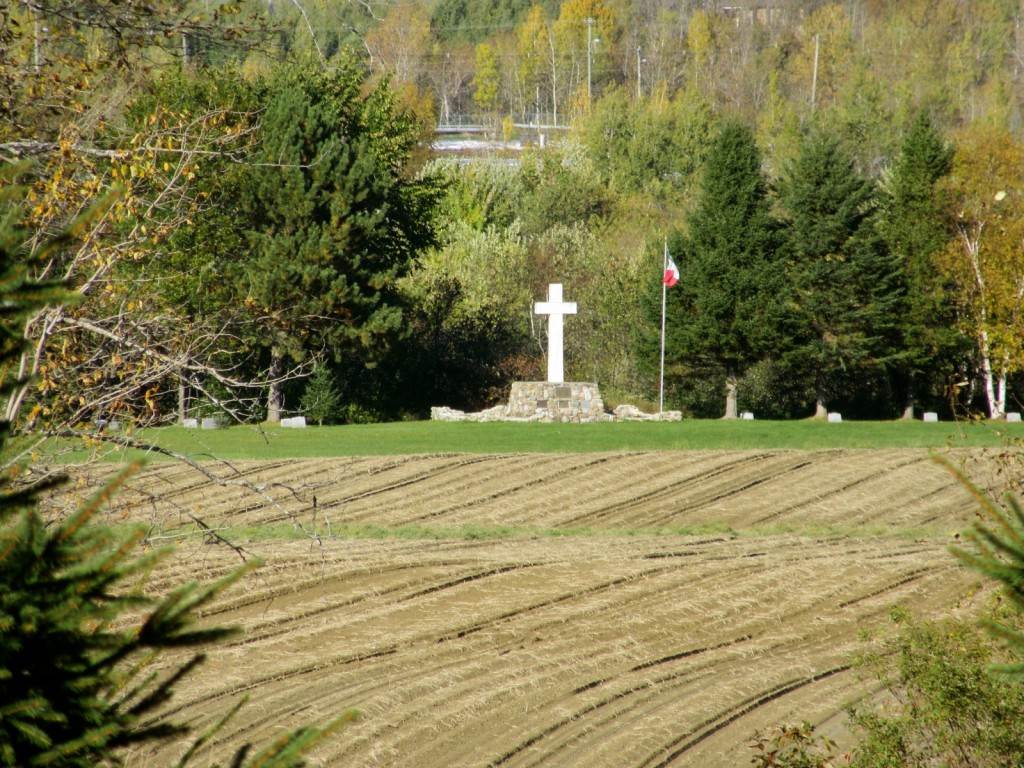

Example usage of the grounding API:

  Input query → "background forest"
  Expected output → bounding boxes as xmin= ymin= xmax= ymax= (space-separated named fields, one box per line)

xmin=4 ymin=0 xmax=1024 ymax=431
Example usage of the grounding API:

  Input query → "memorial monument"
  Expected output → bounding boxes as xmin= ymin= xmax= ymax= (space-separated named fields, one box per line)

xmin=431 ymin=282 xmax=681 ymax=422
xmin=504 ymin=283 xmax=606 ymax=422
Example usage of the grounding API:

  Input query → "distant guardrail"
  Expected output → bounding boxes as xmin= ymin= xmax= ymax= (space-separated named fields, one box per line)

xmin=434 ymin=116 xmax=569 ymax=134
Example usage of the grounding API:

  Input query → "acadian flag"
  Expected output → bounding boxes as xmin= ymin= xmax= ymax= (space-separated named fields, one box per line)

xmin=663 ymin=255 xmax=680 ymax=287
xmin=659 ymin=240 xmax=676 ymax=413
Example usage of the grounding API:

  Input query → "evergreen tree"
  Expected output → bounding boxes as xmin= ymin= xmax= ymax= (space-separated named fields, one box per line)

xmin=666 ymin=120 xmax=790 ymax=418
xmin=234 ymin=60 xmax=438 ymax=422
xmin=300 ymin=363 xmax=343 ymax=425
xmin=880 ymin=110 xmax=958 ymax=419
xmin=947 ymin=459 xmax=1024 ymax=680
xmin=778 ymin=128 xmax=903 ymax=418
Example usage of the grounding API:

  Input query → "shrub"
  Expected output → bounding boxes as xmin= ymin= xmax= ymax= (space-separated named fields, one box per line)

xmin=848 ymin=607 xmax=1024 ymax=768
xmin=300 ymin=364 xmax=344 ymax=425
xmin=749 ymin=722 xmax=849 ymax=768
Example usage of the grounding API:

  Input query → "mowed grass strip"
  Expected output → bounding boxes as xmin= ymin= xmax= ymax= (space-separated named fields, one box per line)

xmin=146 ymin=520 xmax=952 ymax=544
xmin=49 ymin=417 xmax=1024 ymax=461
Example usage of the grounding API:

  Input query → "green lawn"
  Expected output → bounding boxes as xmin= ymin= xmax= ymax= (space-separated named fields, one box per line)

xmin=48 ymin=417 xmax=1024 ymax=461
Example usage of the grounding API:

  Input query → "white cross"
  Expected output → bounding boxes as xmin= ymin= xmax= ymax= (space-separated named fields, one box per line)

xmin=534 ymin=283 xmax=577 ymax=383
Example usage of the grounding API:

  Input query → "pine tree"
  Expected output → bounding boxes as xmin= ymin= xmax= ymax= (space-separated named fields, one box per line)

xmin=945 ymin=457 xmax=1024 ymax=680
xmin=300 ymin=363 xmax=343 ymax=425
xmin=667 ymin=120 xmax=791 ymax=418
xmin=880 ymin=110 xmax=958 ymax=419
xmin=0 ymin=174 xmax=351 ymax=767
xmin=778 ymin=128 xmax=903 ymax=418
xmin=235 ymin=60 xmax=438 ymax=422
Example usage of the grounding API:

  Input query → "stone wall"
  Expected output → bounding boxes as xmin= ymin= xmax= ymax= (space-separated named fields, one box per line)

xmin=430 ymin=381 xmax=682 ymax=423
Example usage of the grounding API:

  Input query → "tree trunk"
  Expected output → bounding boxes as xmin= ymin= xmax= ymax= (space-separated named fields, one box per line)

xmin=813 ymin=377 xmax=828 ymax=419
xmin=178 ymin=374 xmax=187 ymax=425
xmin=980 ymin=344 xmax=1003 ymax=419
xmin=267 ymin=348 xmax=283 ymax=423
xmin=723 ymin=371 xmax=738 ymax=419
xmin=902 ymin=372 xmax=915 ymax=420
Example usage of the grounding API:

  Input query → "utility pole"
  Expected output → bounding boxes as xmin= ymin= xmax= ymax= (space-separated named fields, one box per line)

xmin=32 ymin=5 xmax=43 ymax=74
xmin=811 ymin=34 xmax=820 ymax=110
xmin=636 ymin=46 xmax=642 ymax=99
xmin=586 ymin=18 xmax=596 ymax=102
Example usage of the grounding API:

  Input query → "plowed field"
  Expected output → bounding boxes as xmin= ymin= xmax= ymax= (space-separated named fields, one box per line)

xmin=67 ymin=450 xmax=997 ymax=767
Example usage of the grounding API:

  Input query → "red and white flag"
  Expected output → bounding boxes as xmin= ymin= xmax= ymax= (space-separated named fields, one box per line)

xmin=663 ymin=255 xmax=680 ymax=287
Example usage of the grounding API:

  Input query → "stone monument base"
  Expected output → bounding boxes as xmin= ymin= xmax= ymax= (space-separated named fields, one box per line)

xmin=430 ymin=382 xmax=683 ymax=423
xmin=506 ymin=381 xmax=605 ymax=422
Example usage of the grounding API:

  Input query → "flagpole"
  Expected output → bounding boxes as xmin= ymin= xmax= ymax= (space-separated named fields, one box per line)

xmin=660 ymin=238 xmax=667 ymax=414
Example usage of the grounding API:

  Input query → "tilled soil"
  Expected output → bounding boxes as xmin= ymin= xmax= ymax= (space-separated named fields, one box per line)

xmin=60 ymin=450 xmax=995 ymax=767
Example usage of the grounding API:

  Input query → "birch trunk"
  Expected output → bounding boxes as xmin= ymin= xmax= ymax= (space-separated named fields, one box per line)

xmin=266 ymin=348 xmax=283 ymax=423
xmin=958 ymin=221 xmax=1006 ymax=418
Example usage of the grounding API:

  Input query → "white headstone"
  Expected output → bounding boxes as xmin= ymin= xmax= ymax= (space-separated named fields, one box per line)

xmin=534 ymin=283 xmax=577 ymax=383
xmin=183 ymin=417 xmax=199 ymax=428
xmin=827 ymin=412 xmax=842 ymax=423
xmin=741 ymin=411 xmax=754 ymax=420
xmin=923 ymin=412 xmax=938 ymax=422
xmin=201 ymin=417 xmax=220 ymax=429
xmin=1007 ymin=412 xmax=1021 ymax=423
xmin=281 ymin=416 xmax=307 ymax=428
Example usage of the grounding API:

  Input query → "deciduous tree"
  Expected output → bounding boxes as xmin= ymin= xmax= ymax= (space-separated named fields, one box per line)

xmin=939 ymin=124 xmax=1024 ymax=419
xmin=0 ymin=2 xmax=282 ymax=437
xmin=472 ymin=42 xmax=501 ymax=113
xmin=0 ymin=195 xmax=350 ymax=768
xmin=365 ymin=3 xmax=435 ymax=88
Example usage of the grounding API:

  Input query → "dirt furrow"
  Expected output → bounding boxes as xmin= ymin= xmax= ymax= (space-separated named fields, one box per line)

xmin=72 ymin=449 xmax=999 ymax=768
